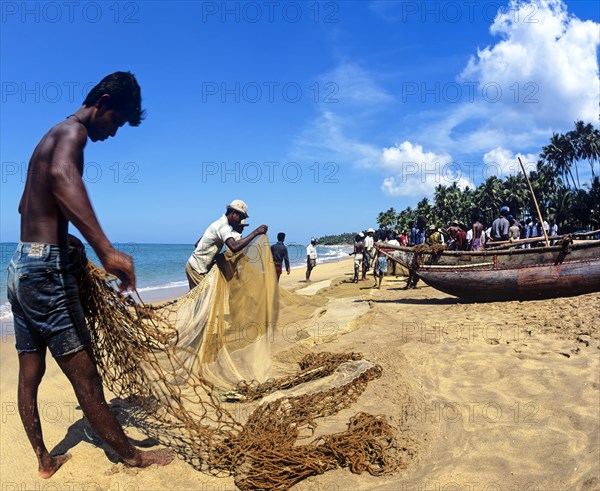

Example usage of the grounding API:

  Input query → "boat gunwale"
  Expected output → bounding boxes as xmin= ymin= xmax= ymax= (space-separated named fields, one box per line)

xmin=381 ymin=239 xmax=600 ymax=258
xmin=418 ymin=256 xmax=599 ymax=273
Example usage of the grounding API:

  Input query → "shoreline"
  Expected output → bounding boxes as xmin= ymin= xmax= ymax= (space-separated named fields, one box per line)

xmin=138 ymin=257 xmax=352 ymax=303
xmin=0 ymin=248 xmax=353 ymax=318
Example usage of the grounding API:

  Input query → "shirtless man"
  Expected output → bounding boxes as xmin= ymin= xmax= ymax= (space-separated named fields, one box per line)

xmin=6 ymin=72 xmax=174 ymax=478
xmin=471 ymin=219 xmax=485 ymax=251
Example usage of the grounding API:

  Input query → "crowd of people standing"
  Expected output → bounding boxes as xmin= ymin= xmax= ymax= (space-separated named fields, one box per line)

xmin=378 ymin=207 xmax=559 ymax=253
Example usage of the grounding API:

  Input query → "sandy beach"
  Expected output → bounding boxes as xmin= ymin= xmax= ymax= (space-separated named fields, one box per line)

xmin=1 ymin=258 xmax=598 ymax=490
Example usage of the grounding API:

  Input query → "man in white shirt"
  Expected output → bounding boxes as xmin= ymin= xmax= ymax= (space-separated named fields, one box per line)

xmin=186 ymin=200 xmax=267 ymax=289
xmin=363 ymin=228 xmax=375 ymax=275
xmin=306 ymin=237 xmax=318 ymax=282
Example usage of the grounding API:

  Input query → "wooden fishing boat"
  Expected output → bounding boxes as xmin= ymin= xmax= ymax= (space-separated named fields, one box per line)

xmin=381 ymin=236 xmax=600 ymax=301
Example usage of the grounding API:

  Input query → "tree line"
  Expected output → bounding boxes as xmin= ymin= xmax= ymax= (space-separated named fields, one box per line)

xmin=376 ymin=121 xmax=600 ymax=233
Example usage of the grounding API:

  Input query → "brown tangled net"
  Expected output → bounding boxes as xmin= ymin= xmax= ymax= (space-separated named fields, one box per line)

xmin=412 ymin=243 xmax=447 ymax=266
xmin=76 ymin=236 xmax=404 ymax=490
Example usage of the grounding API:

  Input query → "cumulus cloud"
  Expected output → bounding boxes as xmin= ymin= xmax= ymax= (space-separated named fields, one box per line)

xmin=294 ymin=0 xmax=598 ymax=200
xmin=460 ymin=0 xmax=599 ymax=127
xmin=482 ymin=147 xmax=538 ymax=177
xmin=379 ymin=142 xmax=474 ymax=197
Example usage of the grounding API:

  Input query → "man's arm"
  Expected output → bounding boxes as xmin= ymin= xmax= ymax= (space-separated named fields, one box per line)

xmin=51 ymin=127 xmax=135 ymax=290
xmin=283 ymin=248 xmax=290 ymax=273
xmin=225 ymin=225 xmax=268 ymax=253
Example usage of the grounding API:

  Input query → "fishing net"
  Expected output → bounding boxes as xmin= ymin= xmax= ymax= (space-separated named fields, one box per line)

xmin=76 ymin=236 xmax=404 ymax=490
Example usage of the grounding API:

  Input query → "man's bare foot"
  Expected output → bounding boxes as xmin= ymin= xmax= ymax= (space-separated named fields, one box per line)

xmin=124 ymin=448 xmax=175 ymax=468
xmin=39 ymin=453 xmax=71 ymax=479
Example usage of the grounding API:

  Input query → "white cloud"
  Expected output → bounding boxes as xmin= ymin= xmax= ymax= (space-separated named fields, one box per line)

xmin=293 ymin=110 xmax=382 ymax=168
xmin=379 ymin=141 xmax=474 ymax=197
xmin=293 ymin=0 xmax=598 ymax=200
xmin=460 ymin=0 xmax=599 ymax=127
xmin=320 ymin=62 xmax=394 ymax=108
xmin=482 ymin=147 xmax=538 ymax=177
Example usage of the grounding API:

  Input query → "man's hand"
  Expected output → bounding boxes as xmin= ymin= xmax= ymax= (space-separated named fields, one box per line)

xmin=67 ymin=234 xmax=87 ymax=265
xmin=68 ymin=234 xmax=85 ymax=250
xmin=99 ymin=248 xmax=136 ymax=292
xmin=253 ymin=224 xmax=268 ymax=236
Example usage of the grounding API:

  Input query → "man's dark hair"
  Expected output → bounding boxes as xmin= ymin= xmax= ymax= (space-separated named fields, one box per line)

xmin=83 ymin=71 xmax=145 ymax=126
xmin=277 ymin=232 xmax=286 ymax=242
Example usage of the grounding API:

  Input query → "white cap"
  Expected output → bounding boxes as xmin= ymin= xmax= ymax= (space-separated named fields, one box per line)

xmin=367 ymin=228 xmax=375 ymax=233
xmin=227 ymin=199 xmax=249 ymax=217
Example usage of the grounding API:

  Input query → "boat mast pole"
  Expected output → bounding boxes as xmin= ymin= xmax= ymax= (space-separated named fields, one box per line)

xmin=518 ymin=156 xmax=550 ymax=247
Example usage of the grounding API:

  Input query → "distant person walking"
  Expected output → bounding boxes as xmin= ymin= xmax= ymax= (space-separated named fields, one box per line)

xmin=306 ymin=237 xmax=318 ymax=282
xmin=349 ymin=233 xmax=365 ymax=283
xmin=271 ymin=232 xmax=290 ymax=282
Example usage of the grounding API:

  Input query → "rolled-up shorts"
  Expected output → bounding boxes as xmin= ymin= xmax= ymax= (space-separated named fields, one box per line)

xmin=375 ymin=256 xmax=388 ymax=274
xmin=185 ymin=261 xmax=207 ymax=290
xmin=353 ymin=253 xmax=363 ymax=267
xmin=6 ymin=242 xmax=90 ymax=357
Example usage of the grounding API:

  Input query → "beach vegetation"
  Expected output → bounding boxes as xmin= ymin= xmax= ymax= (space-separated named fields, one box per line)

xmin=377 ymin=121 xmax=600 ymax=232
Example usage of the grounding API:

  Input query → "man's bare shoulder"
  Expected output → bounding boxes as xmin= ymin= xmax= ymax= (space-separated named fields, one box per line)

xmin=49 ymin=119 xmax=88 ymax=147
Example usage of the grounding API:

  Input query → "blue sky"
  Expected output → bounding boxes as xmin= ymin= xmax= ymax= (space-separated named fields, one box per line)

xmin=1 ymin=0 xmax=598 ymax=245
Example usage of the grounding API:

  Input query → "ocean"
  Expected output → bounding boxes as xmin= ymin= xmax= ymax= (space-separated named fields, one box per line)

xmin=0 ymin=242 xmax=351 ymax=322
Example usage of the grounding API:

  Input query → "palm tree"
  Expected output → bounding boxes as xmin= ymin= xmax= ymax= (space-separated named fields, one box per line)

xmin=396 ymin=207 xmax=413 ymax=232
xmin=541 ymin=133 xmax=578 ymax=189
xmin=568 ymin=120 xmax=600 ymax=180
xmin=549 ymin=185 xmax=575 ymax=231
xmin=377 ymin=207 xmax=397 ymax=230
xmin=583 ymin=176 xmax=600 ymax=230
xmin=433 ymin=184 xmax=451 ymax=226
xmin=415 ymin=198 xmax=433 ymax=225
xmin=528 ymin=159 xmax=563 ymax=218
xmin=474 ymin=176 xmax=503 ymax=226
xmin=457 ymin=186 xmax=475 ymax=225
xmin=502 ymin=174 xmax=529 ymax=217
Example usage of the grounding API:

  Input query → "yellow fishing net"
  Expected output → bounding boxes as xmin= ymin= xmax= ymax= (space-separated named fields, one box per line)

xmin=77 ymin=236 xmax=404 ymax=490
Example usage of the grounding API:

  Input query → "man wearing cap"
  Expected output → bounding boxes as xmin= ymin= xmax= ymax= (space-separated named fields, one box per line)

xmin=425 ymin=224 xmax=443 ymax=245
xmin=186 ymin=200 xmax=268 ymax=289
xmin=306 ymin=238 xmax=318 ymax=282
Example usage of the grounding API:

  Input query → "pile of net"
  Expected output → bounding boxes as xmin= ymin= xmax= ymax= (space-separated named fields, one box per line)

xmin=77 ymin=236 xmax=405 ymax=490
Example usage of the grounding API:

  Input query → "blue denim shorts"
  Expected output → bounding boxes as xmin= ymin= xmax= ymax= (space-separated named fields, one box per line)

xmin=6 ymin=242 xmax=90 ymax=357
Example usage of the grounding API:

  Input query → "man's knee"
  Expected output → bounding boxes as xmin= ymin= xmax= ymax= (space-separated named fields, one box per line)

xmin=18 ymin=351 xmax=47 ymax=385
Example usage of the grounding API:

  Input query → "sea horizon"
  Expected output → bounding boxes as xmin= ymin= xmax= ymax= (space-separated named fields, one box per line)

xmin=0 ymin=242 xmax=352 ymax=322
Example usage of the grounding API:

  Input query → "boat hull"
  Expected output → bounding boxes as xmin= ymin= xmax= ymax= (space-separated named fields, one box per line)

xmin=387 ymin=242 xmax=600 ymax=301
